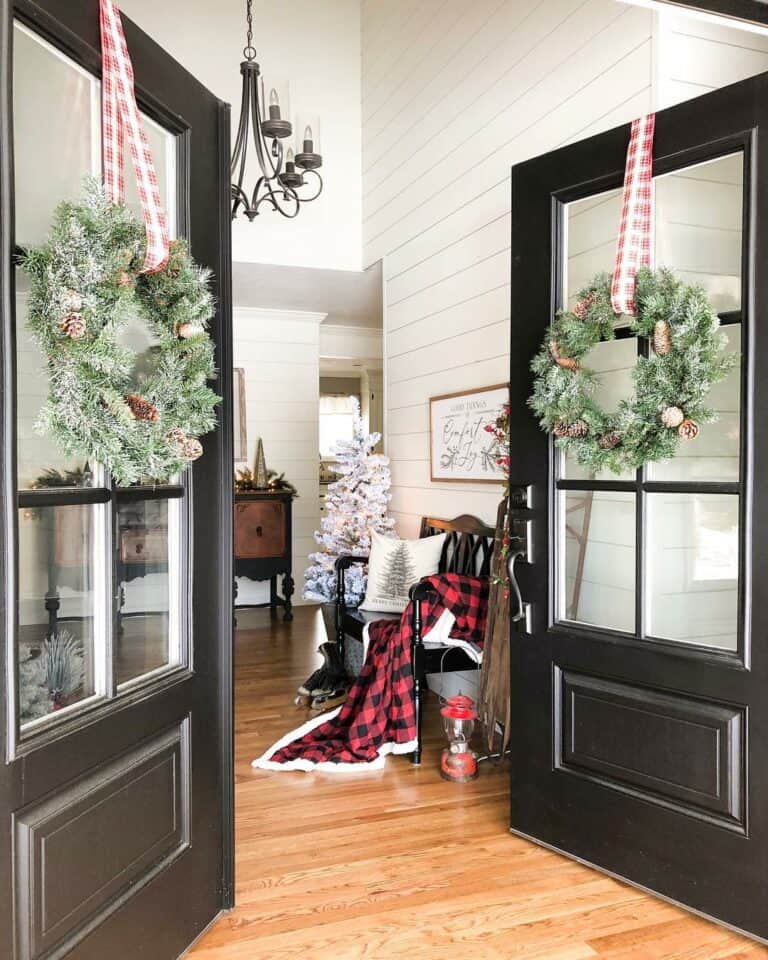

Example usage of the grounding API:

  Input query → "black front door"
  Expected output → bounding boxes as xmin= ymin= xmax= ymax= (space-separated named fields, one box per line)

xmin=0 ymin=3 xmax=233 ymax=958
xmin=509 ymin=71 xmax=768 ymax=941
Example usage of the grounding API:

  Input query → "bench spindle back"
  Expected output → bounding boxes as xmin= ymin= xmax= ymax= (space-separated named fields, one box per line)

xmin=419 ymin=514 xmax=496 ymax=579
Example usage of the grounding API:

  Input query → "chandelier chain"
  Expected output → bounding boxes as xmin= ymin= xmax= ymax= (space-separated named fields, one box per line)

xmin=244 ymin=0 xmax=256 ymax=60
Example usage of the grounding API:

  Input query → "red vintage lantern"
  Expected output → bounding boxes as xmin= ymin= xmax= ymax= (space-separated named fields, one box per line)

xmin=440 ymin=695 xmax=478 ymax=782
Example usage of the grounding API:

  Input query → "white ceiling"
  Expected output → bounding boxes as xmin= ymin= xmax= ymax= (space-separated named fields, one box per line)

xmin=233 ymin=260 xmax=382 ymax=329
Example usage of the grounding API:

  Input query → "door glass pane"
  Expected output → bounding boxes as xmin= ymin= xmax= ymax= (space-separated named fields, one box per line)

xmin=13 ymin=23 xmax=98 ymax=248
xmin=16 ymin=269 xmax=94 ymax=489
xmin=564 ymin=187 xmax=622 ymax=307
xmin=13 ymin=24 xmax=97 ymax=489
xmin=565 ymin=154 xmax=743 ymax=316
xmin=560 ymin=338 xmax=636 ymax=482
xmin=116 ymin=497 xmax=182 ymax=686
xmin=655 ymin=153 xmax=743 ymax=314
xmin=559 ymin=490 xmax=636 ymax=633
xmin=646 ymin=494 xmax=738 ymax=650
xmin=18 ymin=504 xmax=101 ymax=725
xmin=14 ymin=23 xmax=177 ymax=246
xmin=648 ymin=324 xmax=741 ymax=482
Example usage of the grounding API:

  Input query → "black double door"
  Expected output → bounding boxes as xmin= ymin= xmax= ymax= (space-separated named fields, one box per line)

xmin=509 ymin=70 xmax=768 ymax=941
xmin=0 ymin=3 xmax=233 ymax=958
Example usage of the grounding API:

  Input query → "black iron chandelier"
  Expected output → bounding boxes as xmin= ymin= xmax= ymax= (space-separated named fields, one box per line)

xmin=231 ymin=0 xmax=323 ymax=220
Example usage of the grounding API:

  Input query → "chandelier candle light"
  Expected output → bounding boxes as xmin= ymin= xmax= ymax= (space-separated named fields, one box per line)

xmin=231 ymin=0 xmax=324 ymax=220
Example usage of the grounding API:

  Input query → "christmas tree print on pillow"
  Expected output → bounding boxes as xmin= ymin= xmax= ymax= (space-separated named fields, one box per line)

xmin=377 ymin=540 xmax=416 ymax=605
xmin=360 ymin=530 xmax=447 ymax=614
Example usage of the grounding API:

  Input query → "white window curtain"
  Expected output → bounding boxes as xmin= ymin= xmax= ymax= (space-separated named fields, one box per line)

xmin=319 ymin=394 xmax=356 ymax=458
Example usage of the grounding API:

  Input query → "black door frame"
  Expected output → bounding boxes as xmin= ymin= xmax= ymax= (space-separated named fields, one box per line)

xmin=509 ymin=70 xmax=768 ymax=942
xmin=0 ymin=1 xmax=235 ymax=952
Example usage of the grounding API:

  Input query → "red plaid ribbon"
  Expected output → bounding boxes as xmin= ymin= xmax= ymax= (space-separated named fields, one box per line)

xmin=611 ymin=113 xmax=655 ymax=316
xmin=100 ymin=0 xmax=169 ymax=273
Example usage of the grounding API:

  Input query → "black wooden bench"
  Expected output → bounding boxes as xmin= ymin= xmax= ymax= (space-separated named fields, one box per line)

xmin=334 ymin=514 xmax=496 ymax=764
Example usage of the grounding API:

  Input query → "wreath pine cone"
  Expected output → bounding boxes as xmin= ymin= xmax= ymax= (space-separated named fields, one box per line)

xmin=167 ymin=428 xmax=203 ymax=462
xmin=60 ymin=313 xmax=86 ymax=340
xmin=653 ymin=320 xmax=672 ymax=356
xmin=549 ymin=339 xmax=580 ymax=371
xmin=181 ymin=437 xmax=203 ymax=461
xmin=661 ymin=405 xmax=685 ymax=429
xmin=598 ymin=431 xmax=621 ymax=450
xmin=126 ymin=393 xmax=160 ymax=422
xmin=554 ymin=420 xmax=589 ymax=439
xmin=61 ymin=289 xmax=83 ymax=312
xmin=176 ymin=322 xmax=203 ymax=339
xmin=572 ymin=293 xmax=595 ymax=319
xmin=678 ymin=418 xmax=699 ymax=441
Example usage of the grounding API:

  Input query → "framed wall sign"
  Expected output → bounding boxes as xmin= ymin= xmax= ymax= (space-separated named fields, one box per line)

xmin=429 ymin=383 xmax=509 ymax=483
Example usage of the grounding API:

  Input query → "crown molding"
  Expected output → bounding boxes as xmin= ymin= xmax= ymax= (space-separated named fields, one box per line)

xmin=233 ymin=306 xmax=328 ymax=325
xmin=320 ymin=322 xmax=382 ymax=340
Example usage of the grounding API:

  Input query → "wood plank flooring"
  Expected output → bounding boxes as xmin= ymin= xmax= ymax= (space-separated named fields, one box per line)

xmin=187 ymin=606 xmax=768 ymax=960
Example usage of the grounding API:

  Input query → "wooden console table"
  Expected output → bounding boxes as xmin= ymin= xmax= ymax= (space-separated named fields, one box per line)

xmin=234 ymin=491 xmax=294 ymax=621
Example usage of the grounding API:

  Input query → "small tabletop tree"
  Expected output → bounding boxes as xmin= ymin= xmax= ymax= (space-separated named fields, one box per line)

xmin=304 ymin=398 xmax=395 ymax=607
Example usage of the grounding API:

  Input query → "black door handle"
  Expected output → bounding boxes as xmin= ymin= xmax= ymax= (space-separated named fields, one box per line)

xmin=507 ymin=549 xmax=527 ymax=623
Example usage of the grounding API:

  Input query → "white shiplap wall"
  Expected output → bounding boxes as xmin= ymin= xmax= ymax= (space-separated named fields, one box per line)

xmin=654 ymin=8 xmax=768 ymax=109
xmin=233 ymin=308 xmax=325 ymax=605
xmin=362 ymin=0 xmax=656 ymax=534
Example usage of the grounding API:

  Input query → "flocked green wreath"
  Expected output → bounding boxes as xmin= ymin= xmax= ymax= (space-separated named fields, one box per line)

xmin=20 ymin=180 xmax=221 ymax=486
xmin=529 ymin=267 xmax=737 ymax=475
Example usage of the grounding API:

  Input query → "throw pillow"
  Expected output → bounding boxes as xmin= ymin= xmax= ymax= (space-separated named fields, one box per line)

xmin=359 ymin=530 xmax=447 ymax=613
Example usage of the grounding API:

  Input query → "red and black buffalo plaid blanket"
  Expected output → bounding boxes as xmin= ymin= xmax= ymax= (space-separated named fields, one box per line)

xmin=253 ymin=573 xmax=489 ymax=772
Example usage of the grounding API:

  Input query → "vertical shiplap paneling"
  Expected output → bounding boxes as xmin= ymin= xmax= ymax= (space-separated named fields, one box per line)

xmin=233 ymin=308 xmax=324 ymax=604
xmin=362 ymin=0 xmax=655 ymax=533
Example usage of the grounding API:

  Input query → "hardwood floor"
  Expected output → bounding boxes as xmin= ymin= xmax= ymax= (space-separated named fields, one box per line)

xmin=188 ymin=606 xmax=768 ymax=960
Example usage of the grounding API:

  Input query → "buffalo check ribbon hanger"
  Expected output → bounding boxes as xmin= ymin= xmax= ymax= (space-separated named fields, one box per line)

xmin=99 ymin=0 xmax=169 ymax=273
xmin=611 ymin=113 xmax=656 ymax=316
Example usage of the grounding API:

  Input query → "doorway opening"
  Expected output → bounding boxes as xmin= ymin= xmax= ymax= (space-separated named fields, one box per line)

xmin=231 ymin=259 xmax=383 ymax=694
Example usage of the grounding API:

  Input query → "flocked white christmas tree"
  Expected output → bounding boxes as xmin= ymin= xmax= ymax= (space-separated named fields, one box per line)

xmin=304 ymin=398 xmax=395 ymax=606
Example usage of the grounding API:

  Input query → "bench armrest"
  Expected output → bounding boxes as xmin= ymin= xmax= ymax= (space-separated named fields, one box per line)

xmin=408 ymin=581 xmax=434 ymax=603
xmin=335 ymin=554 xmax=369 ymax=573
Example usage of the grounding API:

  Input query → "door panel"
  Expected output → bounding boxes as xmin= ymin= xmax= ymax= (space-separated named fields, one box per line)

xmin=509 ymin=72 xmax=768 ymax=941
xmin=555 ymin=669 xmax=745 ymax=827
xmin=14 ymin=721 xmax=189 ymax=960
xmin=0 ymin=2 xmax=233 ymax=957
